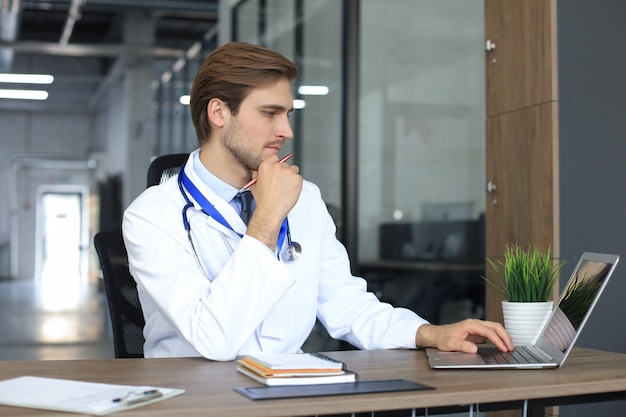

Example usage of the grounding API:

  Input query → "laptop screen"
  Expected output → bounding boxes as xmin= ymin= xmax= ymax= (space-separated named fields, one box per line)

xmin=539 ymin=253 xmax=618 ymax=355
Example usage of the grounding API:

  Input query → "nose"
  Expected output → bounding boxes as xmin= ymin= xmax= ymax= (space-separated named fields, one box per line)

xmin=277 ymin=114 xmax=293 ymax=140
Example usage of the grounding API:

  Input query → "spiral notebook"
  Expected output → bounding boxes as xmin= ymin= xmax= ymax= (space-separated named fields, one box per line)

xmin=240 ymin=352 xmax=346 ymax=375
xmin=237 ymin=352 xmax=357 ymax=386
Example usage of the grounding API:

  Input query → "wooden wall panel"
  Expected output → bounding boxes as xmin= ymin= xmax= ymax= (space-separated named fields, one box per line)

xmin=485 ymin=0 xmax=558 ymax=116
xmin=485 ymin=101 xmax=560 ymax=325
xmin=485 ymin=1 xmax=559 ymax=416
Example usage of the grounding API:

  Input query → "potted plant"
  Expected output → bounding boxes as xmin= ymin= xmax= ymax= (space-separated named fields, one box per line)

xmin=484 ymin=243 xmax=566 ymax=345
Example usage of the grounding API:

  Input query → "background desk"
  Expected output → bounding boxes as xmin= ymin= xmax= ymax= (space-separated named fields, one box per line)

xmin=0 ymin=347 xmax=625 ymax=416
xmin=359 ymin=260 xmax=484 ymax=273
xmin=358 ymin=260 xmax=485 ymax=323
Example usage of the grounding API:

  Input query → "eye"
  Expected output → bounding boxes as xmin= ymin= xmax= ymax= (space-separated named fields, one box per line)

xmin=263 ymin=110 xmax=277 ymax=117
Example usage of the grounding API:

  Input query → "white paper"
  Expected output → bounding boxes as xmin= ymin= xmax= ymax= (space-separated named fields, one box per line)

xmin=0 ymin=376 xmax=185 ymax=415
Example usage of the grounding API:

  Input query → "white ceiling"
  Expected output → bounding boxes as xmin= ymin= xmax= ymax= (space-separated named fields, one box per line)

xmin=0 ymin=0 xmax=219 ymax=112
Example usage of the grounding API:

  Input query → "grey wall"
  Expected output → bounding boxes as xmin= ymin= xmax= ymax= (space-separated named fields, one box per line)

xmin=0 ymin=111 xmax=95 ymax=279
xmin=558 ymin=1 xmax=626 ymax=415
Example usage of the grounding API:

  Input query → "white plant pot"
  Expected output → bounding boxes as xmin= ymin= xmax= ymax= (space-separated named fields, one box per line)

xmin=501 ymin=300 xmax=553 ymax=346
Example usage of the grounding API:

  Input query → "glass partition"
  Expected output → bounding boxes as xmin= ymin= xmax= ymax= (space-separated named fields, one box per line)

xmin=358 ymin=0 xmax=485 ymax=323
xmin=294 ymin=0 xmax=343 ymax=212
xmin=359 ymin=0 xmax=485 ymax=259
xmin=234 ymin=0 xmax=343 ymax=223
xmin=228 ymin=0 xmax=485 ymax=332
xmin=232 ymin=0 xmax=260 ymax=43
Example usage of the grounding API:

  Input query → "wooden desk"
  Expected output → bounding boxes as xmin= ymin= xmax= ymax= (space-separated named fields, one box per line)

xmin=0 ymin=347 xmax=625 ymax=416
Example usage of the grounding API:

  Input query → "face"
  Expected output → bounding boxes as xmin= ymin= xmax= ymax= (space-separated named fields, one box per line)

xmin=223 ymin=79 xmax=294 ymax=171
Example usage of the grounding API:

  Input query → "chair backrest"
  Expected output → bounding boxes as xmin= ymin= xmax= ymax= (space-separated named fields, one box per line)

xmin=146 ymin=153 xmax=189 ymax=187
xmin=94 ymin=154 xmax=187 ymax=357
xmin=94 ymin=230 xmax=145 ymax=358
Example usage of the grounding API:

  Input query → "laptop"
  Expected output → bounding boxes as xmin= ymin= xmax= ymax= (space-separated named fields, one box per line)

xmin=426 ymin=252 xmax=620 ymax=369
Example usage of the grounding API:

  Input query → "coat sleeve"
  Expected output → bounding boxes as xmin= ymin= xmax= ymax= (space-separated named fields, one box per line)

xmin=311 ymin=194 xmax=428 ymax=350
xmin=122 ymin=184 xmax=296 ymax=361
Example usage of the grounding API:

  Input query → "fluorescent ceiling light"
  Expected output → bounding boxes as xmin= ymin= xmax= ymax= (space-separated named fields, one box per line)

xmin=172 ymin=57 xmax=186 ymax=73
xmin=186 ymin=41 xmax=202 ymax=59
xmin=161 ymin=71 xmax=172 ymax=84
xmin=0 ymin=89 xmax=49 ymax=100
xmin=0 ymin=73 xmax=54 ymax=84
xmin=180 ymin=96 xmax=306 ymax=109
xmin=298 ymin=85 xmax=329 ymax=96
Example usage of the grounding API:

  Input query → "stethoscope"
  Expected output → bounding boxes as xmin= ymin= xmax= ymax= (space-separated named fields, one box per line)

xmin=177 ymin=162 xmax=302 ymax=269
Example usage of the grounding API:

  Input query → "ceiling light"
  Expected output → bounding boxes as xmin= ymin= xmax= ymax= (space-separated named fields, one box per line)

xmin=172 ymin=58 xmax=186 ymax=74
xmin=180 ymin=96 xmax=305 ymax=108
xmin=186 ymin=41 xmax=202 ymax=59
xmin=0 ymin=73 xmax=54 ymax=84
xmin=298 ymin=85 xmax=329 ymax=96
xmin=0 ymin=89 xmax=49 ymax=100
xmin=161 ymin=71 xmax=173 ymax=85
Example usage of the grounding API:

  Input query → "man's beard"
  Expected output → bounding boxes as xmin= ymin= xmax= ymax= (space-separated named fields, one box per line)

xmin=223 ymin=118 xmax=284 ymax=171
xmin=223 ymin=118 xmax=261 ymax=171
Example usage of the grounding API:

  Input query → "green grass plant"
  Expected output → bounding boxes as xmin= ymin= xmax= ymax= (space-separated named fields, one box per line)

xmin=484 ymin=244 xmax=565 ymax=302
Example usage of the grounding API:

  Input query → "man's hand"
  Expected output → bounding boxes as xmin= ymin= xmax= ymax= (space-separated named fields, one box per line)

xmin=246 ymin=155 xmax=302 ymax=250
xmin=415 ymin=319 xmax=514 ymax=353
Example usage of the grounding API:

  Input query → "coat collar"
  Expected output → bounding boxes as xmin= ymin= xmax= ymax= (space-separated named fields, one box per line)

xmin=182 ymin=150 xmax=248 ymax=236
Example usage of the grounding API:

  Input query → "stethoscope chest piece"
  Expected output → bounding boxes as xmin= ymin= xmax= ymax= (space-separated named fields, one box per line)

xmin=282 ymin=241 xmax=302 ymax=262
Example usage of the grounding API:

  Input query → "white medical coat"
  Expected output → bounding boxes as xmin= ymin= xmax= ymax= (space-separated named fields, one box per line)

xmin=123 ymin=150 xmax=427 ymax=360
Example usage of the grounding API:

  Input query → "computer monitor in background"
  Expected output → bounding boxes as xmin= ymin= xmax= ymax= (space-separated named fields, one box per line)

xmin=421 ymin=201 xmax=475 ymax=222
xmin=378 ymin=214 xmax=484 ymax=264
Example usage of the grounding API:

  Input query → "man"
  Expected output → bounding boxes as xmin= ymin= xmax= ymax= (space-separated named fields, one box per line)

xmin=123 ymin=41 xmax=512 ymax=360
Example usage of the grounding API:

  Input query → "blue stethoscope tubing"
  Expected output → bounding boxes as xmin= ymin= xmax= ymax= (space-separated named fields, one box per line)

xmin=177 ymin=161 xmax=300 ymax=262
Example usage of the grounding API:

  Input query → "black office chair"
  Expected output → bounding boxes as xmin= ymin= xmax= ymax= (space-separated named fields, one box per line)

xmin=95 ymin=153 xmax=190 ymax=358
xmin=146 ymin=153 xmax=189 ymax=187
xmin=94 ymin=230 xmax=145 ymax=358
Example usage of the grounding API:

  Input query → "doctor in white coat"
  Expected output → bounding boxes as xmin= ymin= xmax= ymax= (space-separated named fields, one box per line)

xmin=122 ymin=42 xmax=513 ymax=361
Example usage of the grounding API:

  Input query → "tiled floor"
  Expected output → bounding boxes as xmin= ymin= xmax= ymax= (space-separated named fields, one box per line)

xmin=0 ymin=278 xmax=114 ymax=361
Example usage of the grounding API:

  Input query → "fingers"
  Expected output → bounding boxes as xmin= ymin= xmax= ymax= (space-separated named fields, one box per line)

xmin=459 ymin=319 xmax=513 ymax=352
xmin=421 ymin=319 xmax=514 ymax=354
xmin=456 ymin=340 xmax=480 ymax=354
xmin=478 ymin=319 xmax=514 ymax=351
xmin=253 ymin=155 xmax=302 ymax=205
xmin=256 ymin=154 xmax=300 ymax=185
xmin=246 ymin=154 xmax=302 ymax=246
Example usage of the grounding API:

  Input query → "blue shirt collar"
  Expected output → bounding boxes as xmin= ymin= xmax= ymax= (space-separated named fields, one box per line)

xmin=192 ymin=150 xmax=239 ymax=203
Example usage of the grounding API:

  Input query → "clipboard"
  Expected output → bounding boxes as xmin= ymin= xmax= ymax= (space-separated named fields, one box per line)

xmin=0 ymin=376 xmax=185 ymax=415
xmin=234 ymin=379 xmax=434 ymax=400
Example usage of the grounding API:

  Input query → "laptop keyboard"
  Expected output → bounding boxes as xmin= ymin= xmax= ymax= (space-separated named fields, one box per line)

xmin=478 ymin=346 xmax=544 ymax=365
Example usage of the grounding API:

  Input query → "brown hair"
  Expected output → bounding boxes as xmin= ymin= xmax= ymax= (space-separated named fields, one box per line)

xmin=190 ymin=42 xmax=300 ymax=144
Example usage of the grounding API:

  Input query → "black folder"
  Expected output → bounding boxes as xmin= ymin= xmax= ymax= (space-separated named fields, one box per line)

xmin=234 ymin=379 xmax=433 ymax=400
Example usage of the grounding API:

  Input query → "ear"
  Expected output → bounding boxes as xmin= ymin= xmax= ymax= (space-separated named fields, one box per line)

xmin=207 ymin=98 xmax=229 ymax=128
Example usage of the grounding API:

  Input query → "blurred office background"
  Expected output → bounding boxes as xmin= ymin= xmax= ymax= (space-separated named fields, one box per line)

xmin=0 ymin=1 xmax=624 ymax=416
